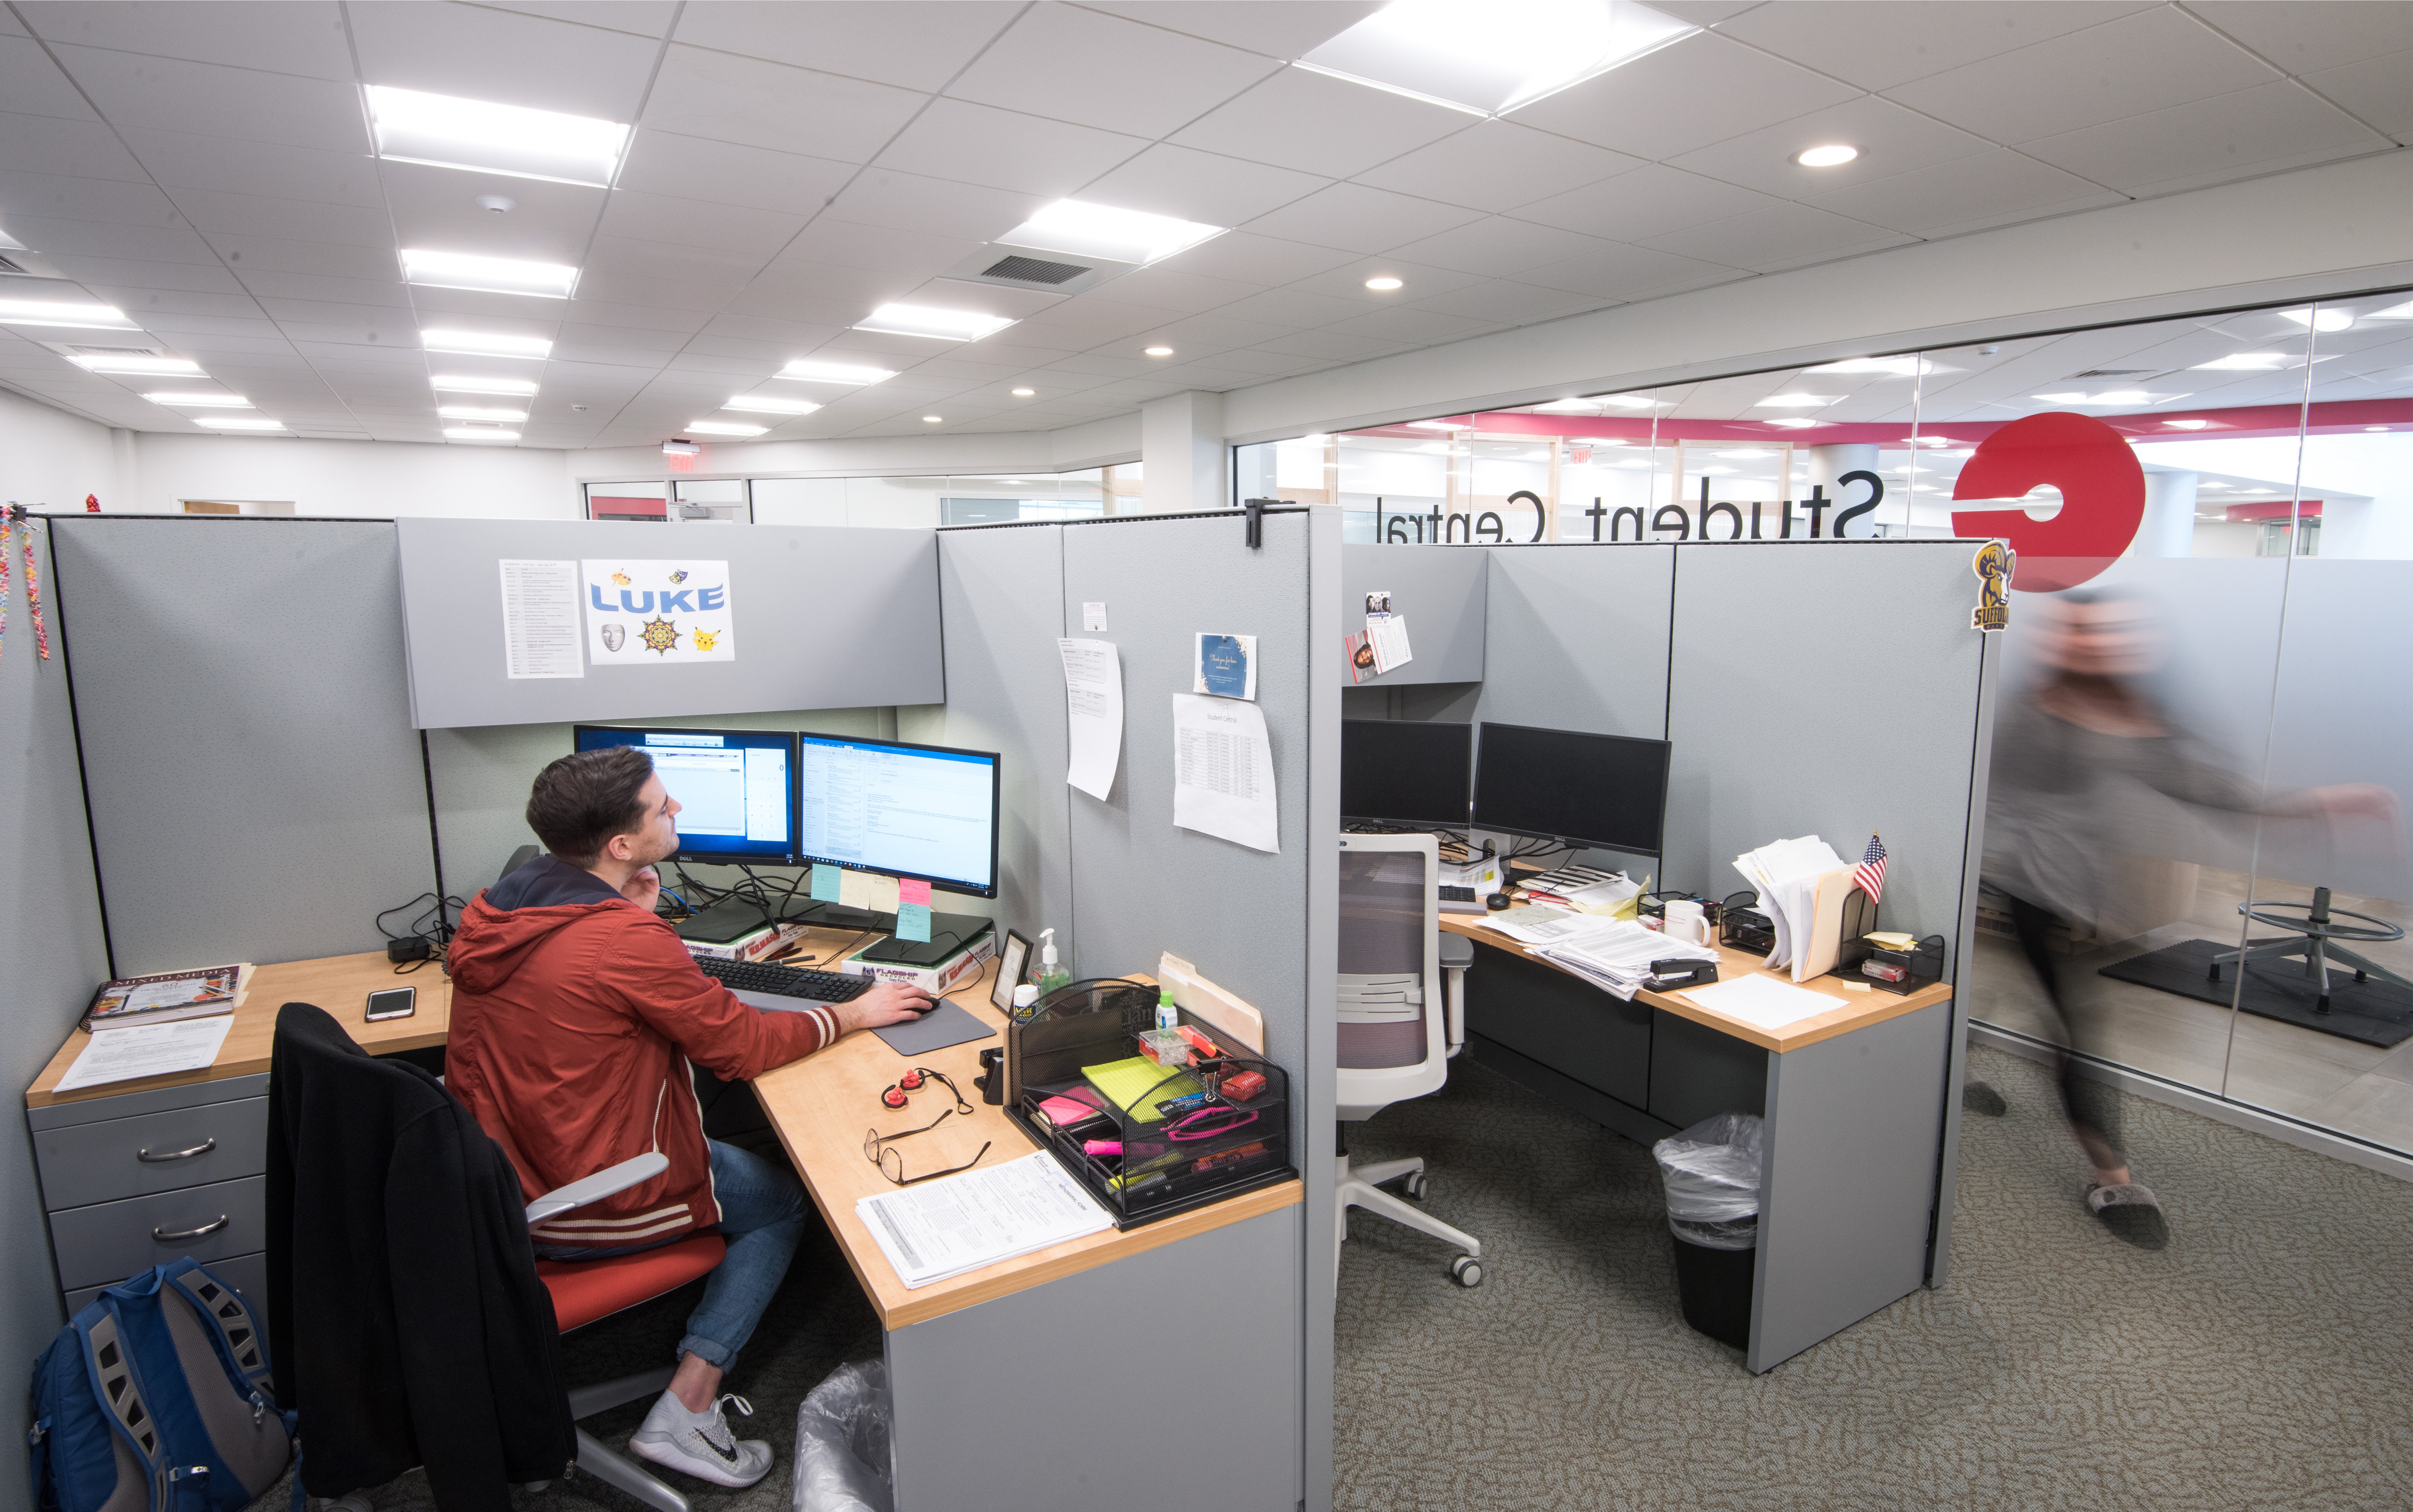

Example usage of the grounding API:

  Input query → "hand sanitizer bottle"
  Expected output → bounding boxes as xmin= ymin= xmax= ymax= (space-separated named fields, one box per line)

xmin=1034 ymin=928 xmax=1071 ymax=995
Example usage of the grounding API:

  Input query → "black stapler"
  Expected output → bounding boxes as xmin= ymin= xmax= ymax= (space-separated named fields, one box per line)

xmin=1644 ymin=959 xmax=1719 ymax=992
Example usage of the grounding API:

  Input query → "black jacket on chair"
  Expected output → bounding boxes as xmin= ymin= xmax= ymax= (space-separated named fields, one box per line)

xmin=265 ymin=1001 xmax=575 ymax=1509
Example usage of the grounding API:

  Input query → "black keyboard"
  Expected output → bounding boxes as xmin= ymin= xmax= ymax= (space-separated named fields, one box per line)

xmin=694 ymin=954 xmax=873 ymax=1003
xmin=1438 ymin=885 xmax=1478 ymax=903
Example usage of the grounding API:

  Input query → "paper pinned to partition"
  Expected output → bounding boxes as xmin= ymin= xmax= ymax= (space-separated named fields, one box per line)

xmin=1172 ymin=692 xmax=1278 ymax=853
xmin=1058 ymin=637 xmax=1123 ymax=800
xmin=498 ymin=559 xmax=583 ymax=679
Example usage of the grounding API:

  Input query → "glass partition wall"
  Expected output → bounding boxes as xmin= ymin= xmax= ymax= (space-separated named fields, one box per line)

xmin=1241 ymin=287 xmax=2413 ymax=1159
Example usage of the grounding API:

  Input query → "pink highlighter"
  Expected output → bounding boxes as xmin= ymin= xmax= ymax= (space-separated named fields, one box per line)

xmin=1084 ymin=1139 xmax=1123 ymax=1158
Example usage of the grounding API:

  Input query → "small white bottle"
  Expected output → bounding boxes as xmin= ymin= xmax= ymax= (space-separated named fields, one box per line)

xmin=1155 ymin=987 xmax=1179 ymax=1033
xmin=1034 ymin=928 xmax=1071 ymax=995
xmin=1012 ymin=983 xmax=1038 ymax=1013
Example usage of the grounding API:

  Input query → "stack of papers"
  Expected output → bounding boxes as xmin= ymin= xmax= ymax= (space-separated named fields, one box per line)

xmin=856 ymin=1151 xmax=1113 ymax=1289
xmin=1479 ymin=904 xmax=1619 ymax=946
xmin=1523 ymin=870 xmax=1641 ymax=915
xmin=1533 ymin=919 xmax=1720 ymax=1002
xmin=1733 ymin=837 xmax=1852 ymax=982
xmin=1677 ymin=974 xmax=1848 ymax=1032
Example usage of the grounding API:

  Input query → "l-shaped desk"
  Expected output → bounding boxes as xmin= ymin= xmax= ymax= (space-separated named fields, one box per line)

xmin=1442 ymin=913 xmax=1956 ymax=1374
xmin=27 ymin=933 xmax=1305 ymax=1511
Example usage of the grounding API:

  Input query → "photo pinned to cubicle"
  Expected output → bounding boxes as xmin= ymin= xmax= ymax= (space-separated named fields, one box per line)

xmin=581 ymin=559 xmax=736 ymax=665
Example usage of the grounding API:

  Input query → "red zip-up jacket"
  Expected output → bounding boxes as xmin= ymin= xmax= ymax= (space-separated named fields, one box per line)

xmin=444 ymin=855 xmax=837 ymax=1253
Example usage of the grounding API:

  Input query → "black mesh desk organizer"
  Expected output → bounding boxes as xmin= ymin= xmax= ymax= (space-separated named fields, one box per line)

xmin=1003 ymin=978 xmax=1293 ymax=1229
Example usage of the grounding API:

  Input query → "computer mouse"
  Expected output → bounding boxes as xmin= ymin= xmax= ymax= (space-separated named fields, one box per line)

xmin=1485 ymin=892 xmax=1512 ymax=911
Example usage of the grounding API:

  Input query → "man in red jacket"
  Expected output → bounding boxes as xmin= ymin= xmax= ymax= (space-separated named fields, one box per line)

xmin=446 ymin=745 xmax=929 ymax=1488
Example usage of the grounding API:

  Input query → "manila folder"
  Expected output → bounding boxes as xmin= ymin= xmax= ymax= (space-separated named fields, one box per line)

xmin=1797 ymin=867 xmax=1857 ymax=982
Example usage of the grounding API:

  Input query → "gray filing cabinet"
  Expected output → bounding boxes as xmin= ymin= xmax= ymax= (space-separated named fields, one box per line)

xmin=31 ymin=1072 xmax=274 ymax=1315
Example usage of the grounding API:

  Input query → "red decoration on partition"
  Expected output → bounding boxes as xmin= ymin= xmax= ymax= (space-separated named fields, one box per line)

xmin=1950 ymin=411 xmax=2145 ymax=593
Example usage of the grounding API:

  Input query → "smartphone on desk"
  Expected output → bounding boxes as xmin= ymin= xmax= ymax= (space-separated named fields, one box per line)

xmin=365 ymin=987 xmax=417 ymax=1022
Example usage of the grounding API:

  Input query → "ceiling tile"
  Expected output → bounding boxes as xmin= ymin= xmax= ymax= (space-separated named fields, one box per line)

xmin=21 ymin=2 xmax=355 ymax=79
xmin=1282 ymin=255 xmax=1486 ymax=306
xmin=1010 ymin=296 xmax=1187 ymax=347
xmin=2183 ymin=3 xmax=2413 ymax=78
xmin=578 ymin=234 xmax=770 ymax=309
xmin=1320 ymin=305 xmax=1500 ymax=345
xmin=1351 ymin=119 xmax=1642 ymax=214
xmin=2016 ymin=79 xmax=2389 ymax=197
xmin=820 ymin=168 xmax=1043 ymax=242
xmin=1511 ymin=164 xmax=1771 ymax=243
xmin=1249 ymin=327 xmax=1404 ymax=361
xmin=379 ymin=160 xmax=605 ymax=264
xmin=232 ymin=269 xmax=411 ymax=306
xmin=1073 ymin=143 xmax=1326 ymax=227
xmin=670 ymin=2 xmax=1014 ymax=92
xmin=168 ymin=188 xmax=392 ymax=248
xmin=1637 ymin=201 xmax=1912 ymax=274
xmin=205 ymin=234 xmax=394 ymax=278
xmin=1405 ymin=279 xmax=1604 ymax=326
xmin=469 ymin=3 xmax=682 ymax=40
xmin=554 ymin=299 xmax=711 ymax=334
xmin=1885 ymin=7 xmax=2279 ymax=144
xmin=773 ymin=217 xmax=985 ymax=279
xmin=0 ymin=169 xmax=185 ymax=224
xmin=1715 ymin=3 xmax=2155 ymax=93
xmin=1169 ymin=66 xmax=1473 ymax=180
xmin=596 ymin=188 xmax=806 ymax=259
xmin=1666 ymin=95 xmax=1999 ymax=199
xmin=640 ymin=45 xmax=927 ymax=163
xmin=2301 ymin=52 xmax=2413 ymax=140
xmin=1082 ymin=4 xmax=1379 ymax=61
xmin=0 ymin=111 xmax=153 ymax=181
xmin=1802 ymin=148 xmax=2124 ymax=239
xmin=1507 ymin=32 xmax=1861 ymax=162
xmin=1242 ymin=182 xmax=1483 ymax=254
xmin=616 ymin=131 xmax=854 ymax=217
xmin=117 ymin=127 xmax=380 ymax=206
xmin=1380 ymin=217 xmax=1612 ymax=279
xmin=905 ymin=276 xmax=1069 ymax=321
xmin=873 ymin=98 xmax=1147 ymax=198
xmin=727 ymin=258 xmax=920 ymax=313
xmin=36 ymin=253 xmax=246 ymax=292
xmin=0 ymin=35 xmax=98 ymax=121
xmin=5 ymin=214 xmax=217 ymax=262
xmin=347 ymin=2 xmax=662 ymax=122
xmin=696 ymin=311 xmax=847 ymax=347
xmin=948 ymin=4 xmax=1279 ymax=138
xmin=51 ymin=45 xmax=371 ymax=154
xmin=1212 ymin=285 xmax=1375 ymax=328
xmin=1148 ymin=228 xmax=1357 ymax=285
xmin=1518 ymin=240 xmax=1743 ymax=301
xmin=89 ymin=286 xmax=265 ymax=320
xmin=1086 ymin=262 xmax=1268 ymax=314
xmin=1144 ymin=310 xmax=1295 ymax=348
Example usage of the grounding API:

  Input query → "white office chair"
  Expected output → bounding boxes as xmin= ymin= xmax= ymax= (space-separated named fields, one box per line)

xmin=1337 ymin=834 xmax=1484 ymax=1288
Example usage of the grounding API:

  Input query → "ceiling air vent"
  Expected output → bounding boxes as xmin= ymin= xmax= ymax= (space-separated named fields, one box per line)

xmin=61 ymin=343 xmax=168 ymax=358
xmin=0 ymin=254 xmax=31 ymax=276
xmin=981 ymin=253 xmax=1092 ymax=287
xmin=2068 ymin=368 xmax=2162 ymax=379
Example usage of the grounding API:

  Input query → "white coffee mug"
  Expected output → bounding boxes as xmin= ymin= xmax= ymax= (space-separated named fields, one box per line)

xmin=1663 ymin=899 xmax=1707 ymax=945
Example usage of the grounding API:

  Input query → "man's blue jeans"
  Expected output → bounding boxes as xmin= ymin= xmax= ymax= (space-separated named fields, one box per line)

xmin=538 ymin=1140 xmax=807 ymax=1371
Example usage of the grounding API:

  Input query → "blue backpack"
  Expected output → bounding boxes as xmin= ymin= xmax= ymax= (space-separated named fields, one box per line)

xmin=28 ymin=1259 xmax=296 ymax=1512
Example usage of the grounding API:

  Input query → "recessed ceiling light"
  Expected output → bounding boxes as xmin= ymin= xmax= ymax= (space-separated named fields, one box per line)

xmin=1011 ymin=387 xmax=1036 ymax=397
xmin=144 ymin=392 xmax=251 ymax=408
xmin=1765 ymin=418 xmax=1823 ymax=429
xmin=2032 ymin=391 xmax=2090 ymax=403
xmin=854 ymin=303 xmax=1015 ymax=341
xmin=2089 ymin=389 xmax=2152 ymax=404
xmin=2191 ymin=352 xmax=2289 ymax=370
xmin=1598 ymin=394 xmax=1661 ymax=409
xmin=400 ymin=249 xmax=577 ymax=299
xmin=1144 ymin=345 xmax=1175 ymax=357
xmin=688 ymin=420 xmax=766 ymax=436
xmin=1364 ymin=276 xmax=1405 ymax=291
xmin=722 ymin=395 xmax=821 ymax=415
xmin=444 ymin=426 xmax=521 ymax=442
xmin=2163 ymin=419 xmax=2212 ymax=430
xmin=1794 ymin=144 xmax=1858 ymax=167
xmin=1297 ymin=0 xmax=1698 ymax=117
xmin=778 ymin=358 xmax=896 ymax=385
xmin=1753 ymin=394 xmax=1835 ymax=408
xmin=1406 ymin=420 xmax=1463 ymax=430
xmin=366 ymin=85 xmax=629 ymax=187
xmin=923 ymin=415 xmax=943 ymax=423
xmin=421 ymin=328 xmax=552 ymax=359
xmin=0 ymin=298 xmax=137 ymax=330
xmin=194 ymin=416 xmax=287 ymax=430
xmin=1806 ymin=355 xmax=1926 ymax=375
xmin=69 ymin=353 xmax=201 ymax=375
xmin=998 ymin=200 xmax=1223 ymax=266
xmin=2365 ymin=425 xmax=2390 ymax=432
xmin=2279 ymin=307 xmax=2352 ymax=332
xmin=431 ymin=374 xmax=539 ymax=396
xmin=438 ymin=404 xmax=528 ymax=421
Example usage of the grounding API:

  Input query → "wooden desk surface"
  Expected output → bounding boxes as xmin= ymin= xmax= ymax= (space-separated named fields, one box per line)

xmin=1440 ymin=914 xmax=1950 ymax=1053
xmin=749 ymin=934 xmax=1300 ymax=1331
xmin=26 ymin=952 xmax=451 ymax=1109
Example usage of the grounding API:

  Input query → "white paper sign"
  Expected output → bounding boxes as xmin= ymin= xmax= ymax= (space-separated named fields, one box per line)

xmin=499 ymin=559 xmax=584 ymax=679
xmin=580 ymin=559 xmax=736 ymax=664
xmin=55 ymin=1017 xmax=236 ymax=1093
xmin=1082 ymin=602 xmax=1108 ymax=632
xmin=1172 ymin=692 xmax=1279 ymax=853
xmin=1368 ymin=614 xmax=1413 ymax=674
xmin=1058 ymin=637 xmax=1123 ymax=801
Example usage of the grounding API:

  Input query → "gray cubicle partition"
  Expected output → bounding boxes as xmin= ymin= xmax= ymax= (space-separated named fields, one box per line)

xmin=393 ymin=518 xmax=943 ymax=729
xmin=49 ymin=518 xmax=441 ymax=973
xmin=1337 ymin=543 xmax=1486 ymax=686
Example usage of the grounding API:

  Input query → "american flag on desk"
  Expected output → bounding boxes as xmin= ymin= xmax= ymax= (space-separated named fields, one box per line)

xmin=1854 ymin=835 xmax=1888 ymax=904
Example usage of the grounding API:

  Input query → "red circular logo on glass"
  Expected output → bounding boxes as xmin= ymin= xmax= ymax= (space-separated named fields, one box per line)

xmin=1950 ymin=411 xmax=2145 ymax=592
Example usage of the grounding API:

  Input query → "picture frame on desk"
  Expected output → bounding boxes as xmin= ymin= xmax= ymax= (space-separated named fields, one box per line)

xmin=991 ymin=930 xmax=1032 ymax=1012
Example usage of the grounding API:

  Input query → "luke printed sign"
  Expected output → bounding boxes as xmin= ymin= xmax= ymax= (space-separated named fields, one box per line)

xmin=581 ymin=560 xmax=737 ymax=664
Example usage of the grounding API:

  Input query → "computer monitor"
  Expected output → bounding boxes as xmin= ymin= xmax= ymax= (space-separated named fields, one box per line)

xmin=1471 ymin=722 xmax=1671 ymax=857
xmin=796 ymin=734 xmax=1001 ymax=899
xmin=573 ymin=726 xmax=801 ymax=867
xmin=1341 ymin=719 xmax=1472 ymax=829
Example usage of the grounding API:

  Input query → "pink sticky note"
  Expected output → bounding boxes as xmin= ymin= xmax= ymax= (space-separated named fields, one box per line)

xmin=898 ymin=878 xmax=932 ymax=906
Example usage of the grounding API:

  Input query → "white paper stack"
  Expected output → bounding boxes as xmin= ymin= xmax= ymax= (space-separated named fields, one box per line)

xmin=1733 ymin=836 xmax=1847 ymax=982
xmin=1479 ymin=904 xmax=1624 ymax=946
xmin=1534 ymin=919 xmax=1720 ymax=1001
xmin=856 ymin=1152 xmax=1113 ymax=1289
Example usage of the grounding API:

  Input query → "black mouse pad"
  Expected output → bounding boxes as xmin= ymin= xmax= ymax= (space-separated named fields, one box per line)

xmin=872 ymin=999 xmax=996 ymax=1057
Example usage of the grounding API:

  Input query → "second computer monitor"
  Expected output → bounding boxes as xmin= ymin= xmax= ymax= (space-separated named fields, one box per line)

xmin=1472 ymin=722 xmax=1671 ymax=857
xmin=1341 ymin=719 xmax=1472 ymax=829
xmin=574 ymin=726 xmax=801 ymax=867
xmin=796 ymin=734 xmax=1001 ymax=899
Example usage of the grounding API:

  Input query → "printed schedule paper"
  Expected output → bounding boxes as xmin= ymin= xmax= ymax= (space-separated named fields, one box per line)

xmin=1058 ymin=637 xmax=1123 ymax=800
xmin=55 ymin=1016 xmax=237 ymax=1093
xmin=1171 ymin=693 xmax=1279 ymax=853
xmin=856 ymin=1151 xmax=1112 ymax=1289
xmin=497 ymin=559 xmax=584 ymax=679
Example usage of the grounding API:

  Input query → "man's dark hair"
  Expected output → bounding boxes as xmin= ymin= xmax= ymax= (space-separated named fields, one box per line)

xmin=526 ymin=746 xmax=655 ymax=863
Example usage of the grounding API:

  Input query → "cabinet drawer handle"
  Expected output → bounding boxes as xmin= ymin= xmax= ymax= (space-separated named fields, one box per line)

xmin=137 ymin=1138 xmax=217 ymax=1164
xmin=152 ymin=1215 xmax=229 ymax=1243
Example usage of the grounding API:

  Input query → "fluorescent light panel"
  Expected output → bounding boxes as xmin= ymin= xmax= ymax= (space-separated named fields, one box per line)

xmin=421 ymin=328 xmax=552 ymax=359
xmin=400 ymin=249 xmax=577 ymax=299
xmin=853 ymin=303 xmax=1016 ymax=341
xmin=778 ymin=358 xmax=896 ymax=385
xmin=438 ymin=404 xmax=528 ymax=421
xmin=2279 ymin=307 xmax=2352 ymax=332
xmin=444 ymin=426 xmax=520 ymax=441
xmin=431 ymin=374 xmax=539 ymax=396
xmin=145 ymin=392 xmax=251 ymax=408
xmin=998 ymin=199 xmax=1224 ymax=266
xmin=366 ymin=85 xmax=628 ymax=187
xmin=2192 ymin=352 xmax=2290 ymax=370
xmin=70 ymin=354 xmax=200 ymax=375
xmin=194 ymin=416 xmax=286 ymax=430
xmin=687 ymin=420 xmax=766 ymax=436
xmin=1753 ymin=394 xmax=1835 ymax=407
xmin=1298 ymin=0 xmax=1698 ymax=117
xmin=0 ymin=298 xmax=137 ymax=329
xmin=722 ymin=395 xmax=821 ymax=415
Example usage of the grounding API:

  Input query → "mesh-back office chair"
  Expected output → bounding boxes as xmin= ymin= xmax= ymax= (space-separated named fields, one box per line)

xmin=1337 ymin=834 xmax=1484 ymax=1288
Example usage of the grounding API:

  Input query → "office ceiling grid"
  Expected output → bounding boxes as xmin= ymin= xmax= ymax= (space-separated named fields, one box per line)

xmin=0 ymin=0 xmax=2406 ymax=448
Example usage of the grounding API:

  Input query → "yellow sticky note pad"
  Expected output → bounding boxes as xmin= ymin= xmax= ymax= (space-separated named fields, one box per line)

xmin=866 ymin=874 xmax=901 ymax=913
xmin=1863 ymin=931 xmax=1917 ymax=950
xmin=838 ymin=869 xmax=874 ymax=909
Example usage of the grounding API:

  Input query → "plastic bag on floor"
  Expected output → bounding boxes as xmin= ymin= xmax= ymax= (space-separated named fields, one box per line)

xmin=792 ymin=1359 xmax=893 ymax=1512
xmin=1653 ymin=1112 xmax=1764 ymax=1250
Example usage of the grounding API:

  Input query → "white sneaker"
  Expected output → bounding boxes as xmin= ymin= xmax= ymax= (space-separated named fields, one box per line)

xmin=629 ymin=1390 xmax=775 ymax=1489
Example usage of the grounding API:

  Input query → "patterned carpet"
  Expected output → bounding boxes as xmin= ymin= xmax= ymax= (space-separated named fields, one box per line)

xmin=256 ymin=1045 xmax=2413 ymax=1511
xmin=1334 ymin=1044 xmax=2413 ymax=1512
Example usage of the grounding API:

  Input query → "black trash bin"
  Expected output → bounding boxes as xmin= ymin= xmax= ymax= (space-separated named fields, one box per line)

xmin=1653 ymin=1113 xmax=1763 ymax=1351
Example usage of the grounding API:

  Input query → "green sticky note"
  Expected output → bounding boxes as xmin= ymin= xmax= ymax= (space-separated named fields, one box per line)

xmin=810 ymin=864 xmax=840 ymax=902
xmin=896 ymin=902 xmax=932 ymax=943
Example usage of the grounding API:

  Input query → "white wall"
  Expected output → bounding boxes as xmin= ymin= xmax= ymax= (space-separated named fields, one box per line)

xmin=0 ymin=384 xmax=120 ymax=509
xmin=573 ymin=411 xmax=1141 ymax=489
xmin=127 ymin=434 xmax=580 ymax=519
xmin=750 ymin=475 xmax=941 ymax=529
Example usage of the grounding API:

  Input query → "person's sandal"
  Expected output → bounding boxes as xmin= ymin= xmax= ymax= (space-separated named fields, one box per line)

xmin=2086 ymin=1182 xmax=2169 ymax=1250
xmin=1963 ymin=1081 xmax=2007 ymax=1117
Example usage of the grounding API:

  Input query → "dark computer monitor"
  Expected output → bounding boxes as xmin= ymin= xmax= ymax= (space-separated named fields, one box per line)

xmin=795 ymin=734 xmax=1001 ymax=899
xmin=1471 ymin=722 xmax=1671 ymax=857
xmin=1341 ymin=719 xmax=1472 ymax=829
xmin=574 ymin=725 xmax=802 ymax=867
